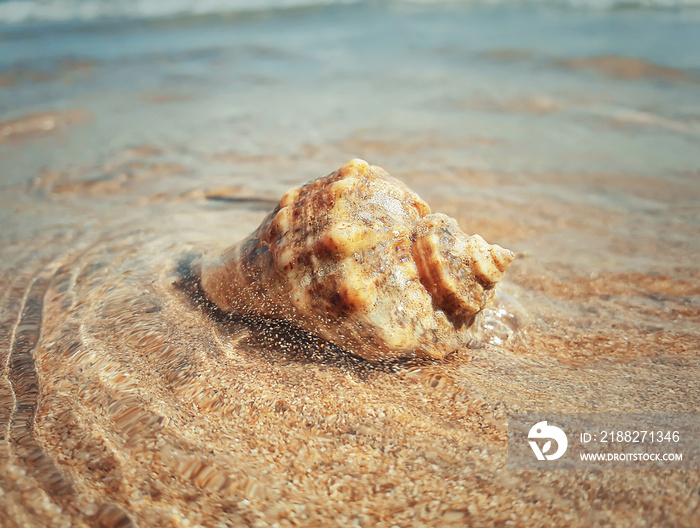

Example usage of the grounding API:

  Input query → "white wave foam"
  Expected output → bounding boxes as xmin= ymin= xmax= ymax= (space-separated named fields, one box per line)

xmin=1 ymin=0 xmax=699 ymax=26
xmin=0 ymin=0 xmax=359 ymax=25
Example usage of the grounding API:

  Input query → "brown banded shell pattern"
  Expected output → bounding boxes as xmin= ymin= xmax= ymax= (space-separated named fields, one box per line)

xmin=200 ymin=159 xmax=514 ymax=361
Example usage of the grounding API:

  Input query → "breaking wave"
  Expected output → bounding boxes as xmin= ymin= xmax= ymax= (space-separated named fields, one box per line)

xmin=1 ymin=0 xmax=699 ymax=27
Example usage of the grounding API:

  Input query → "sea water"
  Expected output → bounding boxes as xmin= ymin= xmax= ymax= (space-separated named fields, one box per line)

xmin=1 ymin=0 xmax=699 ymax=186
xmin=2 ymin=0 xmax=699 ymax=269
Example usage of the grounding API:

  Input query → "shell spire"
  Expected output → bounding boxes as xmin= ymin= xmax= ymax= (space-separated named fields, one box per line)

xmin=199 ymin=159 xmax=514 ymax=361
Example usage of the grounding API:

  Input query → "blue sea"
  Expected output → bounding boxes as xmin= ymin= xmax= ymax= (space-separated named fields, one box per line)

xmin=1 ymin=0 xmax=699 ymax=185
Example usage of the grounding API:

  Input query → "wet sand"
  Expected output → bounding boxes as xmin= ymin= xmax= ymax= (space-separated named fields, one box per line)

xmin=558 ymin=55 xmax=696 ymax=83
xmin=0 ymin=110 xmax=92 ymax=144
xmin=1 ymin=140 xmax=699 ymax=527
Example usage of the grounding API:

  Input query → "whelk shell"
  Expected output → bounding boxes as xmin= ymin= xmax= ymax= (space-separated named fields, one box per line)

xmin=199 ymin=159 xmax=514 ymax=361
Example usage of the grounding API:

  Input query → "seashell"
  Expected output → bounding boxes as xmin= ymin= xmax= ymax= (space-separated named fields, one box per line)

xmin=199 ymin=159 xmax=514 ymax=361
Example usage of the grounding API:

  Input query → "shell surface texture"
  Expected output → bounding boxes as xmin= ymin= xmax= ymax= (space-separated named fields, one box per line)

xmin=200 ymin=159 xmax=515 ymax=361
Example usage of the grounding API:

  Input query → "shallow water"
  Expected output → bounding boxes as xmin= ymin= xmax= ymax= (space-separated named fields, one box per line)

xmin=1 ymin=2 xmax=700 ymax=527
